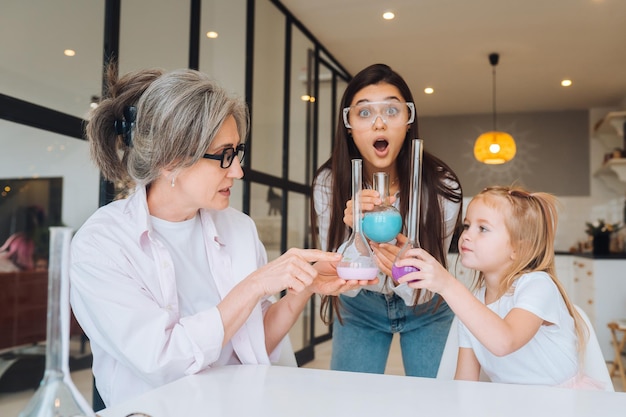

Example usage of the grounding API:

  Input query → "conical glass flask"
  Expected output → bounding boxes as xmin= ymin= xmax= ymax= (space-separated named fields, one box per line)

xmin=392 ymin=139 xmax=423 ymax=281
xmin=362 ymin=172 xmax=403 ymax=243
xmin=336 ymin=159 xmax=379 ymax=280
xmin=18 ymin=227 xmax=95 ymax=417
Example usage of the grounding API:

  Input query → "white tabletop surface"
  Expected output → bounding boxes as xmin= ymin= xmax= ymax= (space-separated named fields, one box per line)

xmin=98 ymin=365 xmax=626 ymax=417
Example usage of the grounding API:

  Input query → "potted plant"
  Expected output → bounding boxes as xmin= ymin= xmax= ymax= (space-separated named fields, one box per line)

xmin=585 ymin=219 xmax=621 ymax=255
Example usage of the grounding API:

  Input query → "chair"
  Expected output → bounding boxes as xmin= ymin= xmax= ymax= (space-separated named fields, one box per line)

xmin=608 ymin=320 xmax=626 ymax=389
xmin=436 ymin=307 xmax=615 ymax=391
xmin=436 ymin=316 xmax=489 ymax=381
xmin=436 ymin=315 xmax=459 ymax=379
xmin=575 ymin=305 xmax=614 ymax=392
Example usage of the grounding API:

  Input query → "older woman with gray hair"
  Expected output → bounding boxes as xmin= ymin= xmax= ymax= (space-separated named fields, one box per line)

xmin=70 ymin=66 xmax=372 ymax=407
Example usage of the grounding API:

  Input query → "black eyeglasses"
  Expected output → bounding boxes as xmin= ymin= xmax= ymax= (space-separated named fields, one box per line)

xmin=203 ymin=143 xmax=246 ymax=169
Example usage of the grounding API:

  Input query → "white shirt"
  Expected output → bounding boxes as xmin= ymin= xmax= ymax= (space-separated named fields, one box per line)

xmin=458 ymin=271 xmax=578 ymax=386
xmin=70 ymin=186 xmax=276 ymax=406
xmin=150 ymin=213 xmax=237 ymax=366
xmin=312 ymin=168 xmax=461 ymax=306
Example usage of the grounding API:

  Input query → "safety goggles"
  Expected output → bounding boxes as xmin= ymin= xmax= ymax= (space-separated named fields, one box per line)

xmin=343 ymin=101 xmax=415 ymax=130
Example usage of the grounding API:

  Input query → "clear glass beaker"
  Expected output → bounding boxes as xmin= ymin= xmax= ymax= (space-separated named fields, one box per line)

xmin=18 ymin=227 xmax=95 ymax=417
xmin=362 ymin=172 xmax=403 ymax=243
xmin=392 ymin=139 xmax=423 ymax=281
xmin=336 ymin=159 xmax=379 ymax=280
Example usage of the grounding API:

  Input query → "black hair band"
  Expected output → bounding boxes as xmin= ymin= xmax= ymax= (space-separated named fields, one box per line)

xmin=114 ymin=105 xmax=137 ymax=147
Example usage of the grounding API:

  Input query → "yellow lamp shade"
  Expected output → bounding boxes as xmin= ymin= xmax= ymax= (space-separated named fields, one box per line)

xmin=474 ymin=131 xmax=516 ymax=164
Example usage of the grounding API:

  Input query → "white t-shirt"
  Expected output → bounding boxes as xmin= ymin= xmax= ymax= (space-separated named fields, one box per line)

xmin=150 ymin=213 xmax=237 ymax=366
xmin=458 ymin=271 xmax=578 ymax=385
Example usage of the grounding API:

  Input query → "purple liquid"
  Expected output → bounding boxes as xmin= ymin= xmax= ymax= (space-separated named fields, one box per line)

xmin=337 ymin=266 xmax=379 ymax=280
xmin=391 ymin=265 xmax=420 ymax=282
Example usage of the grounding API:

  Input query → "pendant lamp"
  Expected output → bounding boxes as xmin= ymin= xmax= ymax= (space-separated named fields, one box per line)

xmin=474 ymin=53 xmax=516 ymax=164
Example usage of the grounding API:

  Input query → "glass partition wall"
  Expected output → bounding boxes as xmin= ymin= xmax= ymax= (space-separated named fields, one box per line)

xmin=248 ymin=0 xmax=351 ymax=363
xmin=0 ymin=0 xmax=350 ymax=366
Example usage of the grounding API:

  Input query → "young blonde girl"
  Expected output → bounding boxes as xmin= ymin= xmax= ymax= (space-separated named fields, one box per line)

xmin=390 ymin=185 xmax=604 ymax=389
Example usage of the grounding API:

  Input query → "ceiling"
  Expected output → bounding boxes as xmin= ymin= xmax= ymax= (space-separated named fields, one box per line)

xmin=2 ymin=0 xmax=625 ymax=121
xmin=280 ymin=0 xmax=626 ymax=117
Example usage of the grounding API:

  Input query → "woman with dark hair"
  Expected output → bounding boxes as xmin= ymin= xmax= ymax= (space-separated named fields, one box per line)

xmin=312 ymin=63 xmax=463 ymax=377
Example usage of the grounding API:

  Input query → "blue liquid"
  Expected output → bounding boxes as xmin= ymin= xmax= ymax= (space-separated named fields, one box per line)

xmin=391 ymin=265 xmax=420 ymax=282
xmin=362 ymin=210 xmax=403 ymax=243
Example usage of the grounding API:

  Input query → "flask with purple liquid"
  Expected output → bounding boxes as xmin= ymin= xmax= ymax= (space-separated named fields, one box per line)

xmin=337 ymin=159 xmax=379 ymax=280
xmin=391 ymin=139 xmax=423 ymax=281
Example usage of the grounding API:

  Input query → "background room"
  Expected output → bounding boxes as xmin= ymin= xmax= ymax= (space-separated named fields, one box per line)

xmin=1 ymin=1 xmax=625 ymax=412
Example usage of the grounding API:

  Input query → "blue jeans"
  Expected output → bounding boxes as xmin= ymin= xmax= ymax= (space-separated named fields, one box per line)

xmin=330 ymin=290 xmax=454 ymax=377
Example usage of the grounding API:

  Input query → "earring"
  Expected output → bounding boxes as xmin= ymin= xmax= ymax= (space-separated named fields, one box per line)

xmin=171 ymin=176 xmax=175 ymax=188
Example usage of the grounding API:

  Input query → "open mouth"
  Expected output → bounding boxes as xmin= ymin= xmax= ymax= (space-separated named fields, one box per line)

xmin=374 ymin=139 xmax=389 ymax=152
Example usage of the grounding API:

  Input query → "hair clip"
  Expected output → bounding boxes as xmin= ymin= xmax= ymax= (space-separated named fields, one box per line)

xmin=508 ymin=189 xmax=532 ymax=198
xmin=114 ymin=105 xmax=137 ymax=147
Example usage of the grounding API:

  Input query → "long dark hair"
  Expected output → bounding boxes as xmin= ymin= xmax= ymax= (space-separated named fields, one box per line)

xmin=311 ymin=63 xmax=463 ymax=324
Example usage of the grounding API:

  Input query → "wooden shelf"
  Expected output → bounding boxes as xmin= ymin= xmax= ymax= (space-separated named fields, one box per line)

xmin=596 ymin=158 xmax=626 ymax=182
xmin=594 ymin=158 xmax=626 ymax=193
xmin=594 ymin=111 xmax=626 ymax=149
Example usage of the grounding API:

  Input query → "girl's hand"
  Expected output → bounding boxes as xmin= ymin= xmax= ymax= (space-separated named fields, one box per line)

xmin=343 ymin=189 xmax=382 ymax=228
xmin=394 ymin=247 xmax=456 ymax=294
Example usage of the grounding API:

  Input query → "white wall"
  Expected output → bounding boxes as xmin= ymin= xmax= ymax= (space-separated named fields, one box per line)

xmin=0 ymin=120 xmax=100 ymax=232
xmin=556 ymin=107 xmax=625 ymax=251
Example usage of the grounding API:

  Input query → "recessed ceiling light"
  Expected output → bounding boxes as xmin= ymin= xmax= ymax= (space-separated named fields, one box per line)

xmin=382 ymin=11 xmax=395 ymax=20
xmin=206 ymin=31 xmax=218 ymax=39
xmin=64 ymin=49 xmax=76 ymax=57
xmin=424 ymin=87 xmax=434 ymax=94
xmin=561 ymin=79 xmax=572 ymax=87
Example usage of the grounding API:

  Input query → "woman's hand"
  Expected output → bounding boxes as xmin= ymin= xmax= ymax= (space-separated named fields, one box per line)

xmin=248 ymin=248 xmax=341 ymax=296
xmin=343 ymin=189 xmax=381 ymax=228
xmin=370 ymin=233 xmax=406 ymax=276
xmin=310 ymin=260 xmax=379 ymax=295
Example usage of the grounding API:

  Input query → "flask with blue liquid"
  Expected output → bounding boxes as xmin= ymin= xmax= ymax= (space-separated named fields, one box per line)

xmin=362 ymin=172 xmax=402 ymax=243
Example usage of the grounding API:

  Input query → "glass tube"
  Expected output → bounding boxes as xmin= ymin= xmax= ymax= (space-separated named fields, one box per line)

xmin=336 ymin=159 xmax=379 ymax=280
xmin=392 ymin=139 xmax=423 ymax=281
xmin=362 ymin=172 xmax=403 ymax=243
xmin=18 ymin=227 xmax=95 ymax=417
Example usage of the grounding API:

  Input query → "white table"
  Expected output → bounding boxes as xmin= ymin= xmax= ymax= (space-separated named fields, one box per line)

xmin=98 ymin=365 xmax=626 ymax=417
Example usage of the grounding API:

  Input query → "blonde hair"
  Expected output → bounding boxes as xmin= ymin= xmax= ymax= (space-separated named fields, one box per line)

xmin=472 ymin=185 xmax=588 ymax=361
xmin=86 ymin=64 xmax=249 ymax=193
